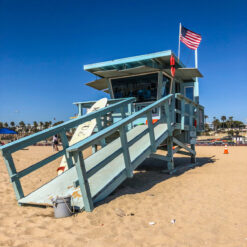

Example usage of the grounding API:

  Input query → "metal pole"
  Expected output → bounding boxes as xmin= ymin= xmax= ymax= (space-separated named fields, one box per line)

xmin=178 ymin=23 xmax=182 ymax=61
xmin=195 ymin=48 xmax=198 ymax=68
xmin=194 ymin=48 xmax=199 ymax=103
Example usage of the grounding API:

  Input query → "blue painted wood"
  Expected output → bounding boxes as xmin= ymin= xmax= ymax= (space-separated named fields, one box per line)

xmin=73 ymin=151 xmax=94 ymax=212
xmin=60 ymin=131 xmax=74 ymax=169
xmin=84 ymin=50 xmax=173 ymax=70
xmin=18 ymin=149 xmax=67 ymax=179
xmin=191 ymin=144 xmax=196 ymax=163
xmin=146 ymin=111 xmax=156 ymax=153
xmin=67 ymin=94 xmax=173 ymax=153
xmin=96 ymin=117 xmax=106 ymax=147
xmin=119 ymin=126 xmax=133 ymax=178
xmin=74 ymin=99 xmax=122 ymax=110
xmin=189 ymin=104 xmax=193 ymax=130
xmin=78 ymin=103 xmax=82 ymax=116
xmin=166 ymin=136 xmax=174 ymax=171
xmin=2 ymin=153 xmax=24 ymax=200
xmin=173 ymin=137 xmax=196 ymax=155
xmin=1 ymin=88 xmax=206 ymax=211
xmin=181 ymin=99 xmax=185 ymax=130
xmin=164 ymin=103 xmax=172 ymax=136
xmin=0 ymin=97 xmax=135 ymax=155
xmin=86 ymin=147 xmax=123 ymax=178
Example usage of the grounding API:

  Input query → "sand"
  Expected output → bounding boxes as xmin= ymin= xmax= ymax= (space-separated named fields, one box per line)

xmin=0 ymin=146 xmax=246 ymax=247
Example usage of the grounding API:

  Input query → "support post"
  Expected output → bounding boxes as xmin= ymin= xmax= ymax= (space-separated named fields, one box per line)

xmin=2 ymin=153 xmax=24 ymax=200
xmin=181 ymin=99 xmax=185 ymax=130
xmin=127 ymin=103 xmax=133 ymax=130
xmin=190 ymin=143 xmax=196 ymax=164
xmin=78 ymin=104 xmax=83 ymax=116
xmin=178 ymin=23 xmax=182 ymax=60
xmin=164 ymin=102 xmax=172 ymax=136
xmin=166 ymin=136 xmax=174 ymax=171
xmin=60 ymin=130 xmax=74 ymax=169
xmin=147 ymin=111 xmax=156 ymax=153
xmin=107 ymin=79 xmax=114 ymax=99
xmin=189 ymin=104 xmax=193 ymax=128
xmin=96 ymin=116 xmax=106 ymax=147
xmin=92 ymin=144 xmax=97 ymax=154
xmin=120 ymin=106 xmax=129 ymax=132
xmin=119 ymin=125 xmax=133 ymax=178
xmin=189 ymin=104 xmax=196 ymax=163
xmin=73 ymin=151 xmax=94 ymax=212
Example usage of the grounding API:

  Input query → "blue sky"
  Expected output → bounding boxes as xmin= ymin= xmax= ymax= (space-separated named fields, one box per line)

xmin=0 ymin=0 xmax=246 ymax=124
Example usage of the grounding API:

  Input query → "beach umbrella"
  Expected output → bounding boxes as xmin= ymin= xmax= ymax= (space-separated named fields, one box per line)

xmin=0 ymin=128 xmax=17 ymax=134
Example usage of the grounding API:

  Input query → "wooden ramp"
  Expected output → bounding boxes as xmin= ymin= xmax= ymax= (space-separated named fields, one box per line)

xmin=19 ymin=123 xmax=169 ymax=209
xmin=1 ymin=94 xmax=204 ymax=212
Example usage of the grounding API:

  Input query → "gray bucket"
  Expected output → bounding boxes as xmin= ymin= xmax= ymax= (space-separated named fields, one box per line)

xmin=52 ymin=196 xmax=73 ymax=218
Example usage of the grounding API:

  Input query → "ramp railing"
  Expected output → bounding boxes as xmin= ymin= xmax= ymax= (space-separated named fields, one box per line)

xmin=66 ymin=94 xmax=174 ymax=211
xmin=0 ymin=97 xmax=135 ymax=202
xmin=175 ymin=93 xmax=204 ymax=132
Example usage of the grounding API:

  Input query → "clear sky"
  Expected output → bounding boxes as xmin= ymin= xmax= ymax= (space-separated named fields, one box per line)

xmin=0 ymin=0 xmax=246 ymax=124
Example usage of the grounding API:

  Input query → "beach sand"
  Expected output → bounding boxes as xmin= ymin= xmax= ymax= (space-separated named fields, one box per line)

xmin=0 ymin=146 xmax=246 ymax=247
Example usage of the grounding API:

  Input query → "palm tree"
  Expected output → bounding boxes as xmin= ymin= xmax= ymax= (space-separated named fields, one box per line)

xmin=221 ymin=116 xmax=226 ymax=128
xmin=228 ymin=116 xmax=233 ymax=129
xmin=212 ymin=118 xmax=220 ymax=131
xmin=44 ymin=121 xmax=50 ymax=129
xmin=19 ymin=121 xmax=25 ymax=127
xmin=204 ymin=115 xmax=208 ymax=123
xmin=4 ymin=122 xmax=8 ymax=128
xmin=39 ymin=121 xmax=44 ymax=130
xmin=0 ymin=122 xmax=3 ymax=128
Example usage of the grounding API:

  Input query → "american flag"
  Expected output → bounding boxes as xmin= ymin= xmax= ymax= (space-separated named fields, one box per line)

xmin=180 ymin=26 xmax=202 ymax=50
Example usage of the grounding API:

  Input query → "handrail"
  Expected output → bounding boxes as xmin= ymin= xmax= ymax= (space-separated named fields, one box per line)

xmin=67 ymin=94 xmax=173 ymax=154
xmin=175 ymin=93 xmax=204 ymax=109
xmin=73 ymin=98 xmax=123 ymax=108
xmin=0 ymin=97 xmax=135 ymax=155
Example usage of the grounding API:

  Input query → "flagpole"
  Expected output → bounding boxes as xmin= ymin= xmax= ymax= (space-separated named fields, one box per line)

xmin=194 ymin=48 xmax=199 ymax=103
xmin=178 ymin=23 xmax=181 ymax=61
xmin=195 ymin=48 xmax=198 ymax=68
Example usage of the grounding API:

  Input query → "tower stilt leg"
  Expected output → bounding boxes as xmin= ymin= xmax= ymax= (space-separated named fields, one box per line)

xmin=190 ymin=144 xmax=196 ymax=163
xmin=167 ymin=136 xmax=174 ymax=172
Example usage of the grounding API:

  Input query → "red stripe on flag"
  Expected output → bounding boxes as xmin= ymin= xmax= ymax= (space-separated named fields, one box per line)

xmin=180 ymin=26 xmax=202 ymax=50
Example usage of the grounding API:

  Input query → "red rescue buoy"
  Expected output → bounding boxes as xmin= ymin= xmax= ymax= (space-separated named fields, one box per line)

xmin=171 ymin=66 xmax=176 ymax=77
xmin=170 ymin=55 xmax=175 ymax=66
xmin=194 ymin=119 xmax=197 ymax=127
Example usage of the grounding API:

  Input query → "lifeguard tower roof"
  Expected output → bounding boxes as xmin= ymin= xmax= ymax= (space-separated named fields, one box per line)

xmin=84 ymin=50 xmax=203 ymax=91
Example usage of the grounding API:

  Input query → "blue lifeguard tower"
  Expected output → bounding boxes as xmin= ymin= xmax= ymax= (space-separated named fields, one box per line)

xmin=0 ymin=50 xmax=204 ymax=212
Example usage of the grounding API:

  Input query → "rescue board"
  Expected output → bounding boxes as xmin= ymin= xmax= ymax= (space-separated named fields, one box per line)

xmin=57 ymin=98 xmax=108 ymax=175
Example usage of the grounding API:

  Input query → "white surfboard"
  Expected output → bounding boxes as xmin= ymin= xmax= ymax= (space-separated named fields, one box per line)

xmin=57 ymin=98 xmax=108 ymax=175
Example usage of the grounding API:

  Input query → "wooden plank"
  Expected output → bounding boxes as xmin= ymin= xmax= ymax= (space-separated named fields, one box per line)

xmin=86 ymin=147 xmax=122 ymax=178
xmin=119 ymin=126 xmax=133 ymax=178
xmin=73 ymin=152 xmax=94 ymax=212
xmin=166 ymin=136 xmax=174 ymax=170
xmin=150 ymin=153 xmax=171 ymax=161
xmin=173 ymin=146 xmax=182 ymax=154
xmin=173 ymin=137 xmax=196 ymax=155
xmin=181 ymin=99 xmax=185 ymax=130
xmin=67 ymin=94 xmax=173 ymax=153
xmin=96 ymin=116 xmax=106 ymax=147
xmin=0 ymin=97 xmax=135 ymax=155
xmin=18 ymin=149 xmax=66 ymax=179
xmin=146 ymin=111 xmax=156 ymax=152
xmin=2 ymin=153 xmax=24 ymax=200
xmin=18 ymin=124 xmax=169 ymax=209
xmin=164 ymin=102 xmax=172 ymax=136
xmin=176 ymin=150 xmax=192 ymax=156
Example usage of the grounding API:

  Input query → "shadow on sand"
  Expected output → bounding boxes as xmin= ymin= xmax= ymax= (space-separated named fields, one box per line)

xmin=96 ymin=155 xmax=216 ymax=206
